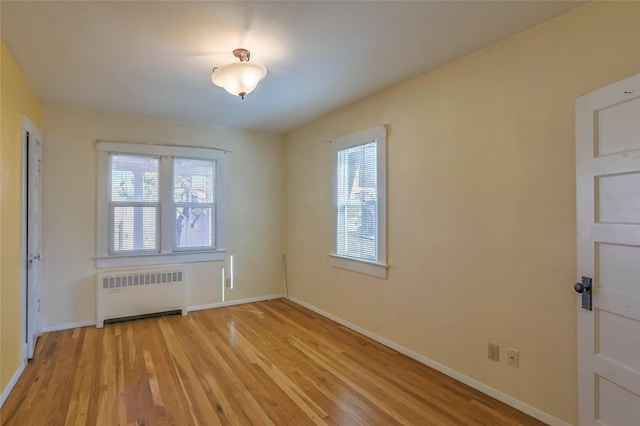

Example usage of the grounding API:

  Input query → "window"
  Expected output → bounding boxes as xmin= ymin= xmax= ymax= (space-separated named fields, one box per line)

xmin=330 ymin=125 xmax=387 ymax=278
xmin=97 ymin=142 xmax=226 ymax=268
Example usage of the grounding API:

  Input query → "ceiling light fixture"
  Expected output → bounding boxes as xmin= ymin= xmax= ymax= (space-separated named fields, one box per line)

xmin=211 ymin=48 xmax=267 ymax=100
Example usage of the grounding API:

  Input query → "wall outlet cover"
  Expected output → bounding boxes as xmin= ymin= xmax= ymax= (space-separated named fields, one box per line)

xmin=488 ymin=343 xmax=499 ymax=362
xmin=507 ymin=348 xmax=519 ymax=368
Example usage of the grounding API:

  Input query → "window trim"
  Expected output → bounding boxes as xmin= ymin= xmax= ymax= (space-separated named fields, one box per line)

xmin=96 ymin=141 xmax=226 ymax=268
xmin=329 ymin=125 xmax=388 ymax=279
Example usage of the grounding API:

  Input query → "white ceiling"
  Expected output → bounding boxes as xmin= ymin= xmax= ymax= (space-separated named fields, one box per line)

xmin=1 ymin=1 xmax=584 ymax=133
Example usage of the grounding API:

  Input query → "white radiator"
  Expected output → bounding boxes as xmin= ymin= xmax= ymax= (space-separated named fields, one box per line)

xmin=96 ymin=267 xmax=187 ymax=328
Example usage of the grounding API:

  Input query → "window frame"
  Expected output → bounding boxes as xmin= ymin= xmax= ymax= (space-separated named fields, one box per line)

xmin=329 ymin=125 xmax=388 ymax=279
xmin=97 ymin=141 xmax=226 ymax=268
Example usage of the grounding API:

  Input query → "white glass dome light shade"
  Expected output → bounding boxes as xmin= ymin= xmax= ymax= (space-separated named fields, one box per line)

xmin=211 ymin=61 xmax=267 ymax=99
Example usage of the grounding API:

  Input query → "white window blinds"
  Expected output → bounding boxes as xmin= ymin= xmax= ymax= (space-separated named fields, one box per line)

xmin=173 ymin=158 xmax=215 ymax=250
xmin=110 ymin=154 xmax=159 ymax=253
xmin=336 ymin=142 xmax=378 ymax=260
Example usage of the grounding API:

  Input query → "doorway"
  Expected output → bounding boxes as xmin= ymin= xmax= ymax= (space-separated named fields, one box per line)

xmin=22 ymin=115 xmax=43 ymax=360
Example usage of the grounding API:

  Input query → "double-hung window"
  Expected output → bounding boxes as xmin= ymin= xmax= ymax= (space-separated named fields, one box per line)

xmin=330 ymin=125 xmax=387 ymax=278
xmin=97 ymin=142 xmax=226 ymax=268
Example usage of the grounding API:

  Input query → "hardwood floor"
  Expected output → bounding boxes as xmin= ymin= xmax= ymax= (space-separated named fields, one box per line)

xmin=1 ymin=299 xmax=545 ymax=425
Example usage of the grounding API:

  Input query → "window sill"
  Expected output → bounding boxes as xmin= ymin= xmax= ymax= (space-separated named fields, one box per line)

xmin=96 ymin=250 xmax=226 ymax=269
xmin=328 ymin=254 xmax=387 ymax=279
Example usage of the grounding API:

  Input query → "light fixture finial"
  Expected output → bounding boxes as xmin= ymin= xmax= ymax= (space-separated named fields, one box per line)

xmin=233 ymin=48 xmax=250 ymax=62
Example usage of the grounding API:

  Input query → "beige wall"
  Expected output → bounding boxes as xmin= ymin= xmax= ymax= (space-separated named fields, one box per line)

xmin=0 ymin=41 xmax=42 ymax=391
xmin=41 ymin=105 xmax=284 ymax=327
xmin=284 ymin=2 xmax=640 ymax=424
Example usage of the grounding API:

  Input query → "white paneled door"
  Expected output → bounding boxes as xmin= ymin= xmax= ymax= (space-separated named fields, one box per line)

xmin=576 ymin=73 xmax=640 ymax=425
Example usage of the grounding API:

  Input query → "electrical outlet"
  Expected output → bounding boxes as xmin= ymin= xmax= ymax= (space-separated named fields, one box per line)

xmin=488 ymin=343 xmax=499 ymax=362
xmin=507 ymin=348 xmax=519 ymax=368
xmin=225 ymin=278 xmax=232 ymax=288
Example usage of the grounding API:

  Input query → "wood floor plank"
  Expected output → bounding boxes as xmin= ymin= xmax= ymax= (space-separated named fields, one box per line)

xmin=223 ymin=305 xmax=395 ymax=425
xmin=204 ymin=311 xmax=315 ymax=425
xmin=256 ymin=302 xmax=453 ymax=424
xmin=187 ymin=317 xmax=275 ymax=426
xmin=1 ymin=299 xmax=546 ymax=426
xmin=157 ymin=317 xmax=222 ymax=425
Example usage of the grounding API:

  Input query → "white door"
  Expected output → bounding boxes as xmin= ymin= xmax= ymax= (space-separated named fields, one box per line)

xmin=576 ymin=73 xmax=640 ymax=425
xmin=24 ymin=117 xmax=43 ymax=359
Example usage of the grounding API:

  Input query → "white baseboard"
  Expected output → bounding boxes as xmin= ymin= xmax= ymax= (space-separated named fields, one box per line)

xmin=0 ymin=354 xmax=27 ymax=409
xmin=188 ymin=293 xmax=285 ymax=312
xmin=288 ymin=296 xmax=570 ymax=426
xmin=43 ymin=320 xmax=96 ymax=332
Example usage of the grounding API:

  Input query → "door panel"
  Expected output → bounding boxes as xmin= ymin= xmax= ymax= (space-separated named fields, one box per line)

xmin=596 ymin=172 xmax=640 ymax=223
xmin=597 ymin=309 xmax=640 ymax=371
xmin=598 ymin=243 xmax=640 ymax=297
xmin=576 ymin=73 xmax=640 ymax=425
xmin=596 ymin=97 xmax=640 ymax=156
xmin=597 ymin=377 xmax=640 ymax=426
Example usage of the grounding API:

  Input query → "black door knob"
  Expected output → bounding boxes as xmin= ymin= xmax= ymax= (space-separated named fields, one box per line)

xmin=574 ymin=282 xmax=591 ymax=293
xmin=575 ymin=276 xmax=593 ymax=311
